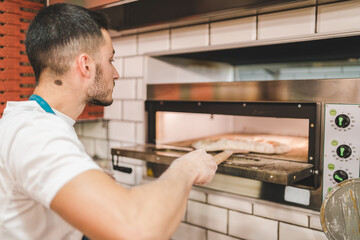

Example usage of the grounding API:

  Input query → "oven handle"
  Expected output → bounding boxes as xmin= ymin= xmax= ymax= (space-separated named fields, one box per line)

xmin=113 ymin=165 xmax=133 ymax=174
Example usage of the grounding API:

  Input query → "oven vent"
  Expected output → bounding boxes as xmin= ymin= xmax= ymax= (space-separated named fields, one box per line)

xmin=95 ymin=0 xmax=307 ymax=32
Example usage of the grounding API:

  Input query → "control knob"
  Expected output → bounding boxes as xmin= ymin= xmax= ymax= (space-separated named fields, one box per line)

xmin=336 ymin=145 xmax=352 ymax=158
xmin=333 ymin=170 xmax=348 ymax=183
xmin=335 ymin=114 xmax=350 ymax=128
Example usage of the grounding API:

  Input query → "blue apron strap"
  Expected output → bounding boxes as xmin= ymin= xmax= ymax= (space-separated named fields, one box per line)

xmin=29 ymin=94 xmax=56 ymax=115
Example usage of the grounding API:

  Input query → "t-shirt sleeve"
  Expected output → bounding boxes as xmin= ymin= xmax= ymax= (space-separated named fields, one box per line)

xmin=8 ymin=116 xmax=102 ymax=208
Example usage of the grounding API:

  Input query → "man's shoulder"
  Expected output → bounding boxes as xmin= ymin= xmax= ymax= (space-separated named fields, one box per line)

xmin=0 ymin=101 xmax=71 ymax=136
xmin=0 ymin=101 xmax=81 ymax=165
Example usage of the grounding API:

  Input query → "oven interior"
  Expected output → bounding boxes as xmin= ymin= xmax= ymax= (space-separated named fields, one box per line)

xmin=144 ymin=100 xmax=320 ymax=187
xmin=112 ymin=98 xmax=327 ymax=210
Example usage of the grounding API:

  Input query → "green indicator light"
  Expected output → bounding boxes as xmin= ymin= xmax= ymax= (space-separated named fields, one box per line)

xmin=331 ymin=140 xmax=338 ymax=146
xmin=330 ymin=109 xmax=337 ymax=116
xmin=338 ymin=117 xmax=344 ymax=126
xmin=328 ymin=187 xmax=332 ymax=192
xmin=328 ymin=164 xmax=335 ymax=170
xmin=334 ymin=175 xmax=343 ymax=182
xmin=340 ymin=147 xmax=345 ymax=157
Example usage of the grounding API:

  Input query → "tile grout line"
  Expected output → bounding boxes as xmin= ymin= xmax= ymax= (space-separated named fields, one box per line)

xmin=278 ymin=221 xmax=280 ymax=240
xmin=177 ymin=199 xmax=318 ymax=229
xmin=227 ymin=209 xmax=230 ymax=235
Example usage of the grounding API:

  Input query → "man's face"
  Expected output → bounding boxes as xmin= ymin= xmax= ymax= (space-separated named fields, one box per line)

xmin=87 ymin=29 xmax=119 ymax=106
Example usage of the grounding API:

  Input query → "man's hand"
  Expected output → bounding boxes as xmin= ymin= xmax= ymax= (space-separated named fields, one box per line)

xmin=169 ymin=149 xmax=217 ymax=186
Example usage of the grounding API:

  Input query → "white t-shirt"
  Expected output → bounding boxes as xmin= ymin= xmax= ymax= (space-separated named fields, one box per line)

xmin=0 ymin=101 xmax=102 ymax=239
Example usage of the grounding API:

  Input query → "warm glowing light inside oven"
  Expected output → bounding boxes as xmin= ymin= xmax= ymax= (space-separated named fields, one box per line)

xmin=156 ymin=112 xmax=309 ymax=143
xmin=155 ymin=112 xmax=309 ymax=162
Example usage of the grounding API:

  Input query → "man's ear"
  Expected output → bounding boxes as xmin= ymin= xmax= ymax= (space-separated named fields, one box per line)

xmin=77 ymin=53 xmax=93 ymax=79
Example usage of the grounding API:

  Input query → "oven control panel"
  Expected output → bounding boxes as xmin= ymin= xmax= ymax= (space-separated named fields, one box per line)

xmin=322 ymin=104 xmax=360 ymax=200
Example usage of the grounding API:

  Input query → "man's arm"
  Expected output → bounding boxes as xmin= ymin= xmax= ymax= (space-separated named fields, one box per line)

xmin=50 ymin=149 xmax=217 ymax=240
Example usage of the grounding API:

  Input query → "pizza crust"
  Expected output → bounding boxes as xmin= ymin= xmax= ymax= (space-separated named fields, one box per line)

xmin=192 ymin=137 xmax=290 ymax=154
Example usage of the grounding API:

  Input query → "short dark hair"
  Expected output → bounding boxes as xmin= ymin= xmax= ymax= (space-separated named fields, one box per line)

xmin=25 ymin=3 xmax=109 ymax=82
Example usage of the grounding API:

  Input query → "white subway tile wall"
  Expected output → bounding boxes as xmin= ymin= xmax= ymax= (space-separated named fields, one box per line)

xmin=279 ymin=222 xmax=327 ymax=240
xmin=253 ymin=203 xmax=309 ymax=227
xmin=258 ymin=7 xmax=316 ymax=39
xmin=309 ymin=215 xmax=323 ymax=230
xmin=112 ymin=79 xmax=137 ymax=100
xmin=78 ymin=2 xmax=359 ymax=239
xmin=318 ymin=1 xmax=360 ymax=33
xmin=187 ymin=200 xmax=228 ymax=233
xmin=94 ymin=139 xmax=109 ymax=159
xmin=138 ymin=30 xmax=170 ymax=54
xmin=208 ymin=193 xmax=252 ymax=214
xmin=207 ymin=231 xmax=239 ymax=240
xmin=172 ymin=223 xmax=206 ymax=240
xmin=135 ymin=122 xmax=145 ymax=144
xmin=172 ymin=190 xmax=324 ymax=240
xmin=134 ymin=165 xmax=143 ymax=185
xmin=189 ymin=189 xmax=207 ymax=202
xmin=104 ymin=100 xmax=122 ymax=120
xmin=124 ymin=56 xmax=144 ymax=77
xmin=171 ymin=24 xmax=209 ymax=50
xmin=108 ymin=140 xmax=122 ymax=149
xmin=82 ymin=121 xmax=108 ymax=139
xmin=136 ymin=78 xmax=145 ymax=100
xmin=123 ymin=100 xmax=144 ymax=122
xmin=108 ymin=121 xmax=136 ymax=142
xmin=146 ymin=56 xmax=234 ymax=84
xmin=78 ymin=131 xmax=109 ymax=166
xmin=210 ymin=17 xmax=257 ymax=45
xmin=229 ymin=211 xmax=278 ymax=240
xmin=113 ymin=35 xmax=137 ymax=57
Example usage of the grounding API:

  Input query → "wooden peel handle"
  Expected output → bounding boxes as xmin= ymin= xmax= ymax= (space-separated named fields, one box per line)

xmin=213 ymin=150 xmax=234 ymax=165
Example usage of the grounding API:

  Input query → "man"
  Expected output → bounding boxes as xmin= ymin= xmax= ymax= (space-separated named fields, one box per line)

xmin=0 ymin=3 xmax=217 ymax=240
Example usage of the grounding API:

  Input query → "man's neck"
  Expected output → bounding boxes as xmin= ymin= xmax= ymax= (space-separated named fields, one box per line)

xmin=32 ymin=84 xmax=87 ymax=121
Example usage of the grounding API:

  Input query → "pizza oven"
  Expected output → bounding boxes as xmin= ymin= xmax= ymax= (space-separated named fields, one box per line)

xmin=111 ymin=79 xmax=360 ymax=210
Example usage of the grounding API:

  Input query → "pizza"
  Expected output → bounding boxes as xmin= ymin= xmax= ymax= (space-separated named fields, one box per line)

xmin=192 ymin=137 xmax=290 ymax=154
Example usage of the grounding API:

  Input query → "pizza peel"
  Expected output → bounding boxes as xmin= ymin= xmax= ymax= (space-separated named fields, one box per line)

xmin=153 ymin=144 xmax=248 ymax=164
xmin=213 ymin=149 xmax=249 ymax=165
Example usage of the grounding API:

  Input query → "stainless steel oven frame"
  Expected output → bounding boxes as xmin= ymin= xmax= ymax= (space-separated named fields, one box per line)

xmin=112 ymin=78 xmax=360 ymax=210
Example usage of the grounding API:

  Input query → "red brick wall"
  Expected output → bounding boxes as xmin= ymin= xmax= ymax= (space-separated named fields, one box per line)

xmin=0 ymin=0 xmax=104 ymax=120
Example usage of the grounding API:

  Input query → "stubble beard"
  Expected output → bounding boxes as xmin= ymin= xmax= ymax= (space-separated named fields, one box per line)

xmin=87 ymin=64 xmax=113 ymax=106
